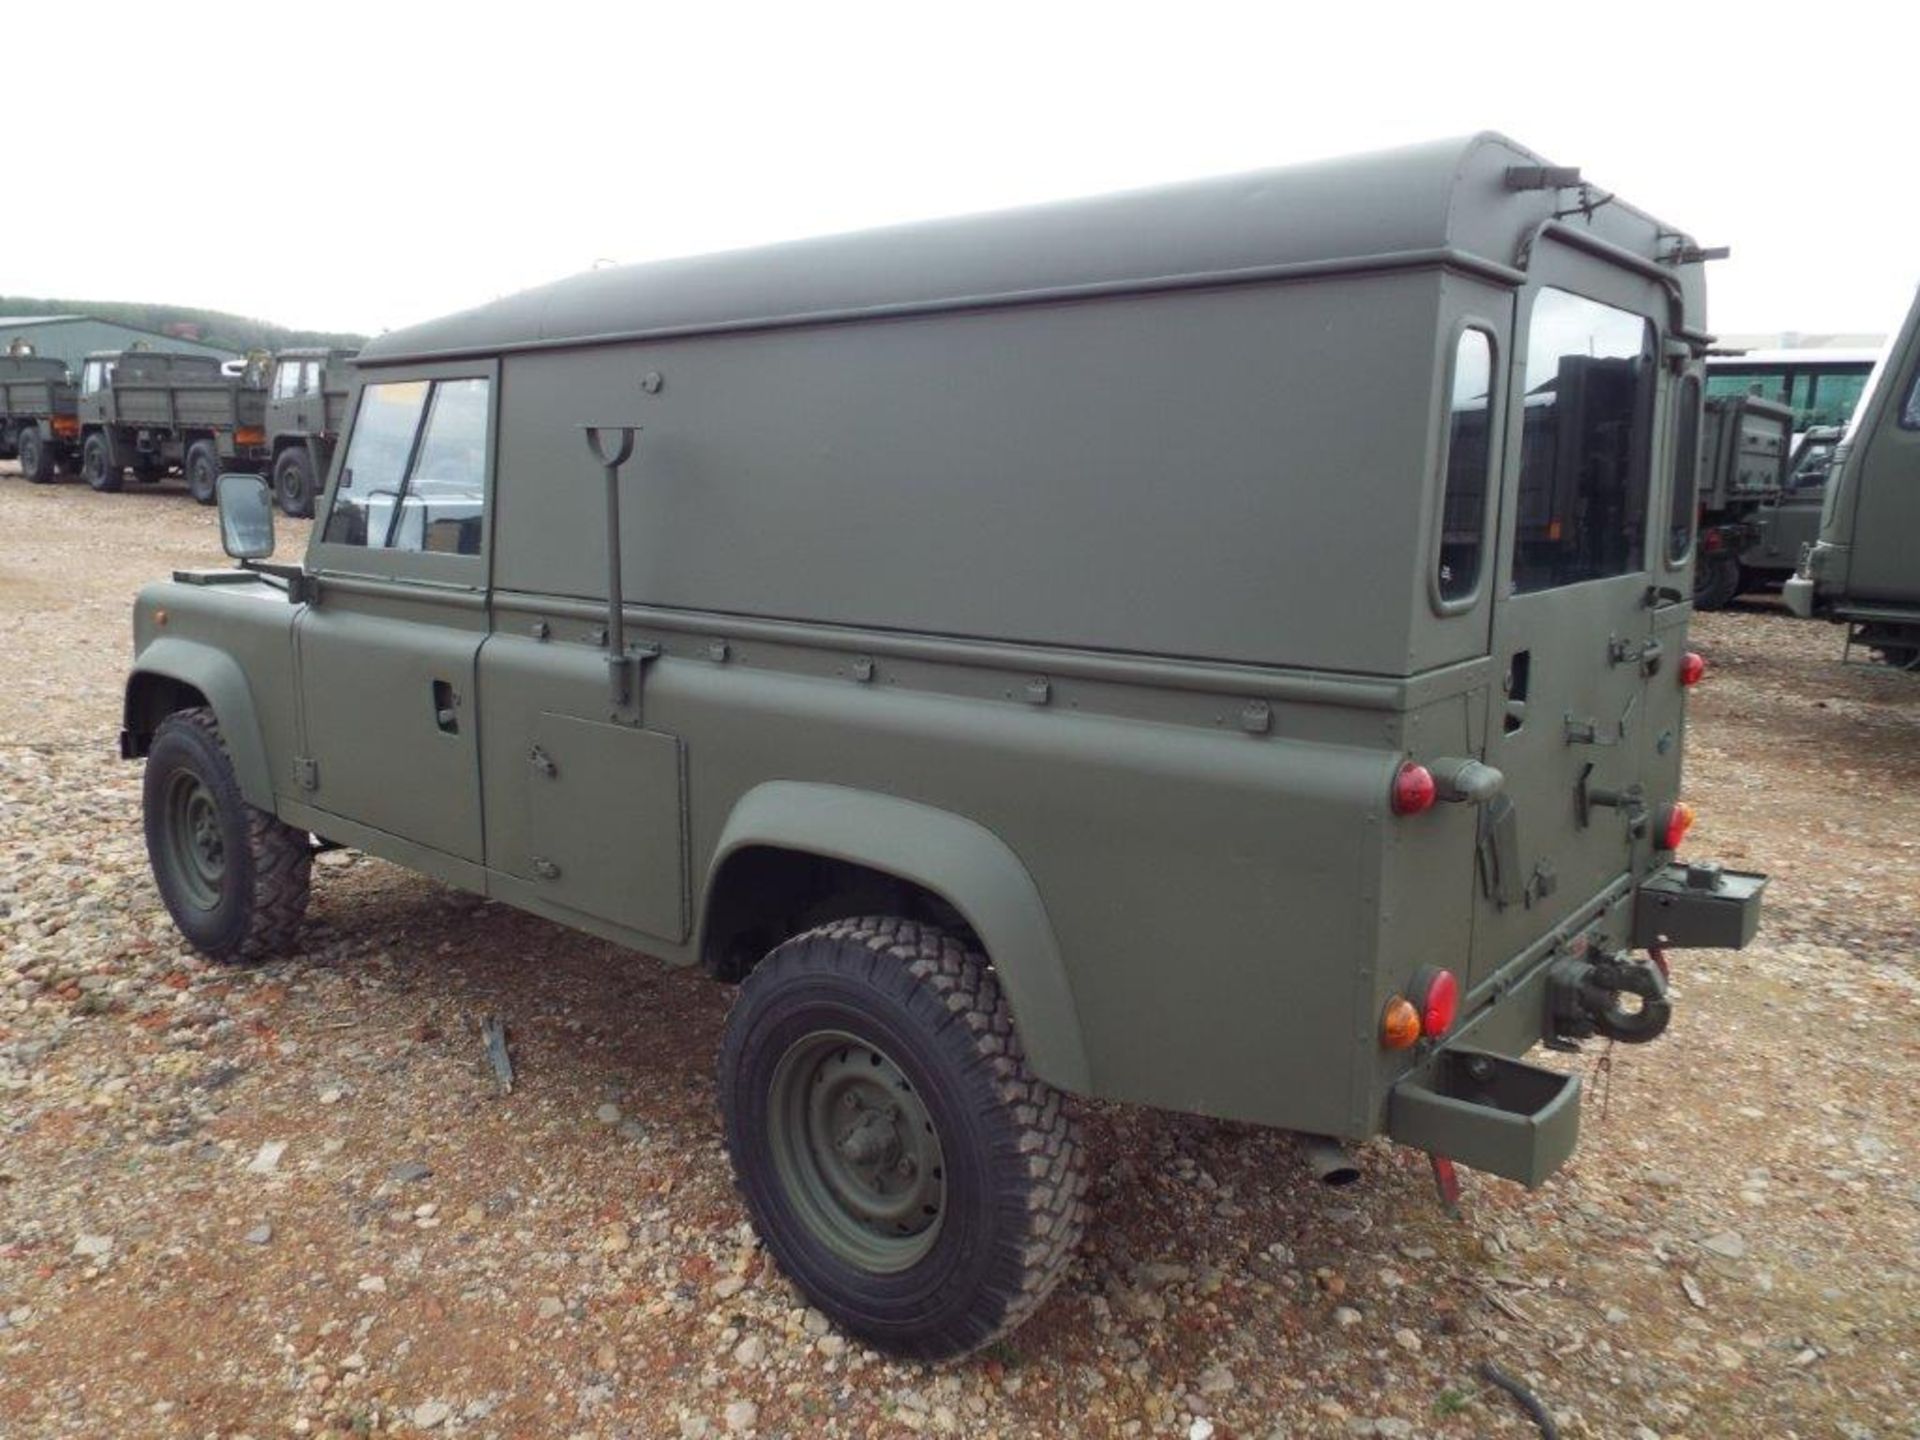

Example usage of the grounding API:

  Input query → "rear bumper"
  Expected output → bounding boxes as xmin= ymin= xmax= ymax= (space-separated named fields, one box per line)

xmin=1385 ymin=859 xmax=1765 ymax=1187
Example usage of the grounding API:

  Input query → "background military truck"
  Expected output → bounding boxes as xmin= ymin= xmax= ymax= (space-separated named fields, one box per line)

xmin=1 ymin=350 xmax=79 ymax=482
xmin=1735 ymin=424 xmax=1842 ymax=594
xmin=120 ymin=134 xmax=1765 ymax=1359
xmin=264 ymin=347 xmax=356 ymax=517
xmin=1689 ymin=391 xmax=1794 ymax=609
xmin=1788 ymin=285 xmax=1920 ymax=668
xmin=76 ymin=348 xmax=272 ymax=500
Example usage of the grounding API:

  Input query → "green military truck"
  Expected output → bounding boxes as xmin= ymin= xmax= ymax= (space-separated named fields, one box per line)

xmin=1787 ymin=287 xmax=1920 ymax=667
xmin=76 ymin=348 xmax=273 ymax=500
xmin=1 ymin=349 xmax=81 ymax=483
xmin=264 ymin=347 xmax=356 ymax=517
xmin=1737 ymin=425 xmax=1841 ymax=593
xmin=121 ymin=134 xmax=1766 ymax=1358
xmin=1689 ymin=392 xmax=1795 ymax=608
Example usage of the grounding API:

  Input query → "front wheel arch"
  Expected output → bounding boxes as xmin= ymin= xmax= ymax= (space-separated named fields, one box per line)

xmin=124 ymin=643 xmax=276 ymax=810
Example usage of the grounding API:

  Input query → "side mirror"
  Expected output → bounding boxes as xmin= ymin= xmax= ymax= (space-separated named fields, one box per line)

xmin=217 ymin=473 xmax=276 ymax=560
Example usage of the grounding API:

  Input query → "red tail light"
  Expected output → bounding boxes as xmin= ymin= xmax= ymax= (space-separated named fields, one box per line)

xmin=1679 ymin=651 xmax=1705 ymax=687
xmin=1390 ymin=762 xmax=1436 ymax=816
xmin=1657 ymin=801 xmax=1695 ymax=852
xmin=1413 ymin=967 xmax=1458 ymax=1037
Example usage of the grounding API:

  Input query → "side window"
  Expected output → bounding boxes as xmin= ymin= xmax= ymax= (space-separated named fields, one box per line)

xmin=322 ymin=378 xmax=488 ymax=556
xmin=1810 ymin=371 xmax=1869 ymax=431
xmin=1899 ymin=369 xmax=1920 ymax=430
xmin=1436 ymin=328 xmax=1494 ymax=603
xmin=304 ymin=360 xmax=324 ymax=394
xmin=81 ymin=360 xmax=104 ymax=395
xmin=1667 ymin=376 xmax=1702 ymax=563
xmin=272 ymin=363 xmax=300 ymax=400
xmin=1512 ymin=288 xmax=1656 ymax=594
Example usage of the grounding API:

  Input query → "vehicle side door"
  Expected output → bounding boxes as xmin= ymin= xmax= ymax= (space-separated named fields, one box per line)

xmin=294 ymin=363 xmax=496 ymax=863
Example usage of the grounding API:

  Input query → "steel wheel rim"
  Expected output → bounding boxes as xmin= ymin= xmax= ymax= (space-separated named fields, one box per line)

xmin=767 ymin=1029 xmax=947 ymax=1273
xmin=161 ymin=770 xmax=225 ymax=910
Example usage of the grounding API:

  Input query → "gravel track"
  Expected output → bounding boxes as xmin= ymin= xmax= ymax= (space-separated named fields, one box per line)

xmin=2 ymin=471 xmax=1916 ymax=1439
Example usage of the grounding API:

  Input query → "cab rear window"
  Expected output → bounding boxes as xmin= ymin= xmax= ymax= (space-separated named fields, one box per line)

xmin=1512 ymin=288 xmax=1656 ymax=593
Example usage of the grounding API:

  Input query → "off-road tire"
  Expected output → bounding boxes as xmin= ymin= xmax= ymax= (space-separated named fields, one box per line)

xmin=81 ymin=433 xmax=122 ymax=493
xmin=185 ymin=441 xmax=220 ymax=505
xmin=1693 ymin=553 xmax=1742 ymax=611
xmin=719 ymin=916 xmax=1087 ymax=1360
xmin=17 ymin=426 xmax=55 ymax=484
xmin=272 ymin=445 xmax=317 ymax=517
xmin=143 ymin=707 xmax=310 ymax=963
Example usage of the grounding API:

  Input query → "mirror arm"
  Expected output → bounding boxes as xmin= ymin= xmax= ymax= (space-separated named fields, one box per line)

xmin=240 ymin=559 xmax=316 ymax=604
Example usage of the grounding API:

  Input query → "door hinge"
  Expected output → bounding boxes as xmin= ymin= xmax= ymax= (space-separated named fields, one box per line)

xmin=294 ymin=757 xmax=319 ymax=791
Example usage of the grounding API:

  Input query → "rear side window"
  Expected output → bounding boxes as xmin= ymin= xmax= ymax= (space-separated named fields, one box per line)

xmin=1668 ymin=375 xmax=1702 ymax=563
xmin=323 ymin=377 xmax=489 ymax=556
xmin=1437 ymin=329 xmax=1494 ymax=602
xmin=1512 ymin=288 xmax=1656 ymax=593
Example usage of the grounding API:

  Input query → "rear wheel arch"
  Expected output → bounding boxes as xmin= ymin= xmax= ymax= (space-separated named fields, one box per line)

xmin=124 ymin=643 xmax=275 ymax=810
xmin=699 ymin=782 xmax=1091 ymax=1094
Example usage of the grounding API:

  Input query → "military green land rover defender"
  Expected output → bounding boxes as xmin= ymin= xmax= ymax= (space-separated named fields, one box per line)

xmin=123 ymin=134 xmax=1766 ymax=1358
xmin=1787 ymin=285 xmax=1920 ymax=668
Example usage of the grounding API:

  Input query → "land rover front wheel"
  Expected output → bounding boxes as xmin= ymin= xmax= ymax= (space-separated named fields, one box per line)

xmin=185 ymin=442 xmax=220 ymax=505
xmin=272 ymin=445 xmax=317 ymax=517
xmin=718 ymin=917 xmax=1087 ymax=1359
xmin=81 ymin=433 xmax=122 ymax=492
xmin=143 ymin=707 xmax=311 ymax=962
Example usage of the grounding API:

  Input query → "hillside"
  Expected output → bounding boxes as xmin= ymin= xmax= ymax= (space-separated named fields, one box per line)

xmin=0 ymin=296 xmax=366 ymax=353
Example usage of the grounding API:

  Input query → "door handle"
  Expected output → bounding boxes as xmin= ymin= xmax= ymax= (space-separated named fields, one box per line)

xmin=432 ymin=679 xmax=459 ymax=733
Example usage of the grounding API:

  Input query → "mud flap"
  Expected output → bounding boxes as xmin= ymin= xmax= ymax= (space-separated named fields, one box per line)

xmin=1388 ymin=1049 xmax=1582 ymax=1188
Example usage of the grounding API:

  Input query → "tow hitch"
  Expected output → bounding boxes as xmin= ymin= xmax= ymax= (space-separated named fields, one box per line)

xmin=1549 ymin=950 xmax=1671 ymax=1045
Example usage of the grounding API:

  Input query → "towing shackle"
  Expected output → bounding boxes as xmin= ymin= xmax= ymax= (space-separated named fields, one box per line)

xmin=1549 ymin=951 xmax=1672 ymax=1045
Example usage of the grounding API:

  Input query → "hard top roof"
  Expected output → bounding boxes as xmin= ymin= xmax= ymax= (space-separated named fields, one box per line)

xmin=361 ymin=133 xmax=1701 ymax=365
xmin=275 ymin=346 xmax=358 ymax=360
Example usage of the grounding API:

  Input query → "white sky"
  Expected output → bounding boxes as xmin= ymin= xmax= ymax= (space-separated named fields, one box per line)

xmin=6 ymin=2 xmax=1913 ymax=341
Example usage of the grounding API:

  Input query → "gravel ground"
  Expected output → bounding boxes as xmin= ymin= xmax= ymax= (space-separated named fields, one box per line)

xmin=2 ymin=470 xmax=1916 ymax=1440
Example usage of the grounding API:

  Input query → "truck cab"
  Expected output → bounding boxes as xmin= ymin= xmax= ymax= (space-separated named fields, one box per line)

xmin=121 ymin=133 xmax=1766 ymax=1359
xmin=264 ymin=347 xmax=357 ymax=518
xmin=1787 ymin=286 xmax=1920 ymax=668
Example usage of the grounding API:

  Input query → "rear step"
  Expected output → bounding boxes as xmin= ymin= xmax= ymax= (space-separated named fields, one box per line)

xmin=1388 ymin=1049 xmax=1581 ymax=1188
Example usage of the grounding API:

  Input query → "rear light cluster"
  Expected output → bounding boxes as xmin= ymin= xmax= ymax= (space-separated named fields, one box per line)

xmin=1381 ymin=967 xmax=1458 ymax=1050
xmin=1657 ymin=801 xmax=1695 ymax=852
xmin=1389 ymin=761 xmax=1436 ymax=816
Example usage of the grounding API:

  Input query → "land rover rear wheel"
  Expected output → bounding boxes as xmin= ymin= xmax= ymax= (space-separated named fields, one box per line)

xmin=185 ymin=442 xmax=220 ymax=505
xmin=81 ymin=433 xmax=122 ymax=492
xmin=718 ymin=916 xmax=1087 ymax=1359
xmin=17 ymin=426 xmax=55 ymax=484
xmin=272 ymin=445 xmax=317 ymax=517
xmin=143 ymin=707 xmax=311 ymax=962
